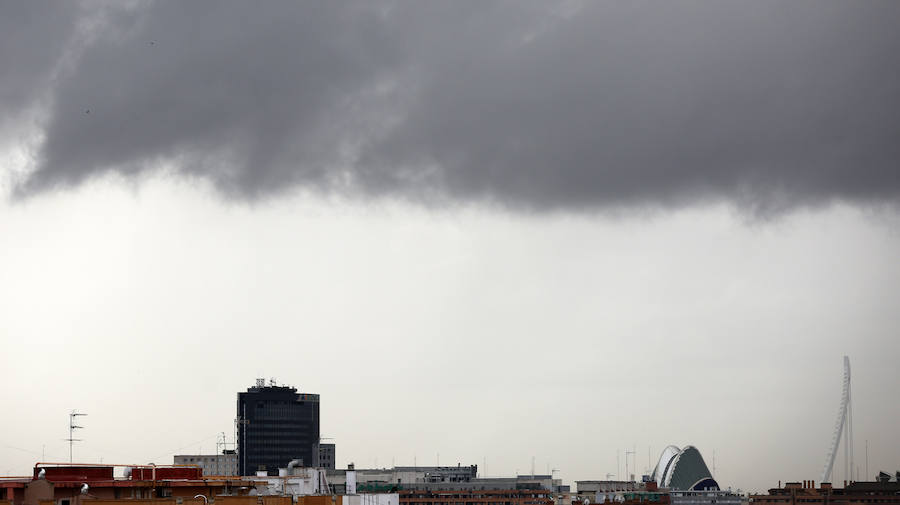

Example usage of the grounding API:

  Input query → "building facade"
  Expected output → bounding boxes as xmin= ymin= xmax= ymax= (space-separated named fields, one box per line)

xmin=324 ymin=466 xmax=573 ymax=495
xmin=670 ymin=490 xmax=742 ymax=505
xmin=0 ymin=463 xmax=256 ymax=505
xmin=576 ymin=481 xmax=643 ymax=495
xmin=318 ymin=444 xmax=336 ymax=470
xmin=0 ymin=463 xmax=398 ymax=505
xmin=237 ymin=380 xmax=320 ymax=475
xmin=327 ymin=466 xmax=481 ymax=493
xmin=400 ymin=489 xmax=553 ymax=505
xmin=174 ymin=450 xmax=238 ymax=476
xmin=750 ymin=479 xmax=900 ymax=505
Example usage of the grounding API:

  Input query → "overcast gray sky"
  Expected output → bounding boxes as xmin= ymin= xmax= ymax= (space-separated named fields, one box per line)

xmin=1 ymin=0 xmax=899 ymax=493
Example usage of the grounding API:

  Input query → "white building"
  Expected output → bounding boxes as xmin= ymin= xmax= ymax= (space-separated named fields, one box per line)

xmin=249 ymin=466 xmax=397 ymax=505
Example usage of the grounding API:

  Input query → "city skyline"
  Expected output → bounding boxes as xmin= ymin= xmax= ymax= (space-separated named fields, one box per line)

xmin=2 ymin=0 xmax=899 ymax=494
xmin=2 ymin=343 xmax=896 ymax=492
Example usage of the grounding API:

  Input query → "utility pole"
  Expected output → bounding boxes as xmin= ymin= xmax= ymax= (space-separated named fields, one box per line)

xmin=67 ymin=410 xmax=87 ymax=463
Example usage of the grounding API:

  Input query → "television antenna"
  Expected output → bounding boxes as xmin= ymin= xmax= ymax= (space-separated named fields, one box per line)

xmin=66 ymin=410 xmax=87 ymax=463
xmin=625 ymin=447 xmax=636 ymax=481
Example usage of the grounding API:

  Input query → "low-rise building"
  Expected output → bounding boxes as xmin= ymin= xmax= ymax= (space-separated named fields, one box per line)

xmin=3 ymin=463 xmax=256 ymax=505
xmin=400 ymin=489 xmax=553 ymax=505
xmin=575 ymin=479 xmax=741 ymax=505
xmin=750 ymin=479 xmax=900 ymax=505
xmin=318 ymin=445 xmax=336 ymax=470
xmin=576 ymin=481 xmax=643 ymax=495
xmin=326 ymin=466 xmax=480 ymax=493
xmin=1 ymin=463 xmax=398 ymax=505
xmin=670 ymin=490 xmax=742 ymax=505
xmin=174 ymin=451 xmax=238 ymax=476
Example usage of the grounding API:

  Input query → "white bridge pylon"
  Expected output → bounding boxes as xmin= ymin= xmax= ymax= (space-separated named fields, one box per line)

xmin=821 ymin=356 xmax=853 ymax=484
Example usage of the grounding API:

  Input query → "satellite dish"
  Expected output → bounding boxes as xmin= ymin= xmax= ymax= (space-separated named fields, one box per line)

xmin=38 ymin=469 xmax=46 ymax=479
xmin=81 ymin=484 xmax=90 ymax=495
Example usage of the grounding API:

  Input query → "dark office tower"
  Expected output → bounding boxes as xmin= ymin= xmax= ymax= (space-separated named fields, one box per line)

xmin=236 ymin=380 xmax=320 ymax=476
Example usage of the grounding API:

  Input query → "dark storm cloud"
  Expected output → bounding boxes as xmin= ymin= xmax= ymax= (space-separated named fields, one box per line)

xmin=0 ymin=2 xmax=79 ymax=130
xmin=20 ymin=1 xmax=405 ymax=196
xmin=9 ymin=1 xmax=900 ymax=210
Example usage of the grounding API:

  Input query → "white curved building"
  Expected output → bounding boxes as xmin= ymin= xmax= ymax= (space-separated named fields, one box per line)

xmin=650 ymin=445 xmax=718 ymax=491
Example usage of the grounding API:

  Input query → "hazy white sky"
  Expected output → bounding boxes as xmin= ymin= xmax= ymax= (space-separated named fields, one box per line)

xmin=1 ymin=177 xmax=898 ymax=492
xmin=2 ymin=0 xmax=900 ymax=495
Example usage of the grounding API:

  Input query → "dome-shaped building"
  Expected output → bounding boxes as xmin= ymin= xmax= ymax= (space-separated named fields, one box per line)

xmin=650 ymin=445 xmax=718 ymax=491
